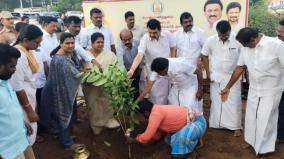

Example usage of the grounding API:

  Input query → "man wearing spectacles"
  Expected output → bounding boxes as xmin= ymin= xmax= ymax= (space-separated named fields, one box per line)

xmin=117 ymin=29 xmax=144 ymax=99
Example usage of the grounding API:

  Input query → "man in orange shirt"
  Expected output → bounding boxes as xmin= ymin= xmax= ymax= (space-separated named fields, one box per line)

xmin=126 ymin=100 xmax=206 ymax=158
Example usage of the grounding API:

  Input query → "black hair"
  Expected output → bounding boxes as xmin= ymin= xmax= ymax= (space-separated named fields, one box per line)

xmin=90 ymin=8 xmax=102 ymax=17
xmin=138 ymin=99 xmax=154 ymax=114
xmin=42 ymin=16 xmax=58 ymax=25
xmin=50 ymin=32 xmax=74 ymax=56
xmin=15 ymin=22 xmax=28 ymax=32
xmin=236 ymin=27 xmax=259 ymax=44
xmin=279 ymin=19 xmax=284 ymax=26
xmin=65 ymin=16 xmax=81 ymax=25
xmin=151 ymin=57 xmax=169 ymax=72
xmin=21 ymin=16 xmax=29 ymax=21
xmin=0 ymin=44 xmax=21 ymax=65
xmin=13 ymin=25 xmax=43 ymax=46
xmin=180 ymin=12 xmax=193 ymax=24
xmin=204 ymin=0 xmax=223 ymax=12
xmin=124 ymin=11 xmax=135 ymax=20
xmin=91 ymin=32 xmax=104 ymax=44
xmin=216 ymin=20 xmax=231 ymax=34
xmin=226 ymin=2 xmax=241 ymax=13
xmin=38 ymin=16 xmax=45 ymax=25
xmin=147 ymin=19 xmax=161 ymax=31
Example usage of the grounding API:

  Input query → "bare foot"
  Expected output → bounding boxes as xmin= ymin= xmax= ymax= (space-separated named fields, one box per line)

xmin=233 ymin=129 xmax=242 ymax=137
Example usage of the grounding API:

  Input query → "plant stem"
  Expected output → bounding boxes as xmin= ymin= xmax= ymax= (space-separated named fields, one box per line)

xmin=116 ymin=116 xmax=126 ymax=133
xmin=122 ymin=112 xmax=127 ymax=130
xmin=128 ymin=144 xmax=131 ymax=159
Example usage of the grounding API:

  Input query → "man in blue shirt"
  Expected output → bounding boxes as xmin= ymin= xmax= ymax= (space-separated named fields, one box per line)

xmin=117 ymin=29 xmax=144 ymax=98
xmin=0 ymin=44 xmax=32 ymax=159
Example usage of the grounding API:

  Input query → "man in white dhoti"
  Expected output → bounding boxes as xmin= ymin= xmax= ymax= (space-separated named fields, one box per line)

xmin=276 ymin=19 xmax=284 ymax=143
xmin=173 ymin=12 xmax=207 ymax=111
xmin=201 ymin=20 xmax=242 ymax=136
xmin=221 ymin=27 xmax=284 ymax=155
xmin=127 ymin=19 xmax=176 ymax=104
xmin=136 ymin=57 xmax=203 ymax=112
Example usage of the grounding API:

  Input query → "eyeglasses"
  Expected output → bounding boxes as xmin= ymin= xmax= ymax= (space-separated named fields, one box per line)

xmin=121 ymin=37 xmax=132 ymax=43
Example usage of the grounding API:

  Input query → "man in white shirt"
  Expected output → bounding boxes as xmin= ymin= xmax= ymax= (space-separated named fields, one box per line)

xmin=40 ymin=16 xmax=59 ymax=64
xmin=174 ymin=12 xmax=207 ymax=66
xmin=136 ymin=57 xmax=203 ymax=112
xmin=221 ymin=28 xmax=284 ymax=155
xmin=276 ymin=19 xmax=284 ymax=143
xmin=202 ymin=20 xmax=242 ymax=137
xmin=203 ymin=0 xmax=223 ymax=35
xmin=127 ymin=19 xmax=176 ymax=104
xmin=124 ymin=11 xmax=145 ymax=41
xmin=174 ymin=12 xmax=207 ymax=112
xmin=34 ymin=17 xmax=58 ymax=124
xmin=226 ymin=2 xmax=242 ymax=32
xmin=80 ymin=8 xmax=116 ymax=53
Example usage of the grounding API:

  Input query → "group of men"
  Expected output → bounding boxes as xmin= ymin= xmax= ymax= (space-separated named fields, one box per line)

xmin=0 ymin=0 xmax=284 ymax=158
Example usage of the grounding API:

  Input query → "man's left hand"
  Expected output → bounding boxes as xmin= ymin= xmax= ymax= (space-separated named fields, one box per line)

xmin=196 ymin=88 xmax=203 ymax=100
xmin=24 ymin=122 xmax=33 ymax=136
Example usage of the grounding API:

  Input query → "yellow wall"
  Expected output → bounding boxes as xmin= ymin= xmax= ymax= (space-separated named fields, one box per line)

xmin=82 ymin=0 xmax=248 ymax=41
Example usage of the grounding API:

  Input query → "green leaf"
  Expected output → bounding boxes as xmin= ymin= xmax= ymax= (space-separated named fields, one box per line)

xmin=86 ymin=73 xmax=101 ymax=83
xmin=93 ymin=65 xmax=101 ymax=73
xmin=93 ymin=78 xmax=108 ymax=86
xmin=76 ymin=72 xmax=84 ymax=78
xmin=80 ymin=72 xmax=90 ymax=83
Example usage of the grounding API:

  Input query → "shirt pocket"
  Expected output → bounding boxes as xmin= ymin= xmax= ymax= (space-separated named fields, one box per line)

xmin=189 ymin=39 xmax=199 ymax=49
xmin=228 ymin=48 xmax=240 ymax=60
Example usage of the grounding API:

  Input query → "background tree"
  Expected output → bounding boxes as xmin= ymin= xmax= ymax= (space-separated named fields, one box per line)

xmin=249 ymin=0 xmax=282 ymax=36
xmin=51 ymin=0 xmax=82 ymax=13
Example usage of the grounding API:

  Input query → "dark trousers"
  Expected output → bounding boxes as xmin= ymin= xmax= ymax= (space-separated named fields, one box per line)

xmin=36 ymin=88 xmax=47 ymax=134
xmin=70 ymin=99 xmax=77 ymax=128
xmin=131 ymin=68 xmax=141 ymax=99
xmin=278 ymin=92 xmax=284 ymax=140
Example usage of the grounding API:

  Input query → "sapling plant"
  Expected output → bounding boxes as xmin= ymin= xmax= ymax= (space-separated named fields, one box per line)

xmin=76 ymin=63 xmax=139 ymax=158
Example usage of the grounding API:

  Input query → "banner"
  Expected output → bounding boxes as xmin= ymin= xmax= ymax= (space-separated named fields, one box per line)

xmin=82 ymin=0 xmax=248 ymax=41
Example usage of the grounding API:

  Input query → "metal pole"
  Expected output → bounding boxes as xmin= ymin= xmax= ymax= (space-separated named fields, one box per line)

xmin=30 ymin=0 xmax=33 ymax=8
xmin=20 ymin=0 xmax=23 ymax=8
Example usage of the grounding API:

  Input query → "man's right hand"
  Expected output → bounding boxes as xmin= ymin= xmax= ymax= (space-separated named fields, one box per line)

xmin=220 ymin=88 xmax=230 ymax=102
xmin=127 ymin=70 xmax=134 ymax=79
xmin=26 ymin=107 xmax=39 ymax=122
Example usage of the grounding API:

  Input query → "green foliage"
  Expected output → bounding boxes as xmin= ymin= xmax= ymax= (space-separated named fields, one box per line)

xmin=0 ymin=0 xmax=46 ymax=11
xmin=77 ymin=63 xmax=140 ymax=132
xmin=248 ymin=0 xmax=282 ymax=36
xmin=51 ymin=0 xmax=82 ymax=13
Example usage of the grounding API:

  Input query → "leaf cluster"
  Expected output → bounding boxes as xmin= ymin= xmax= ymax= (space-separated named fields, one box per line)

xmin=76 ymin=63 xmax=139 ymax=132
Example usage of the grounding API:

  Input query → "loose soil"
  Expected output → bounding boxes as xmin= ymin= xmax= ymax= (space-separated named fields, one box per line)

xmin=33 ymin=93 xmax=284 ymax=159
